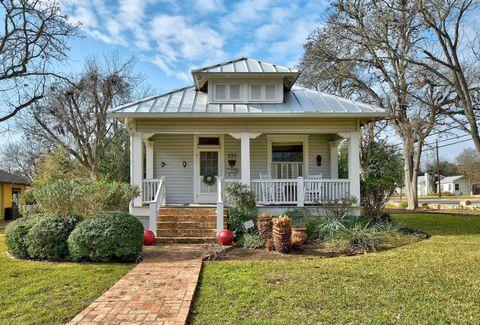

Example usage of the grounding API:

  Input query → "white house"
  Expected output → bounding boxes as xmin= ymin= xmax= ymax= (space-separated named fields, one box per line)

xmin=417 ymin=173 xmax=435 ymax=196
xmin=437 ymin=175 xmax=470 ymax=196
xmin=110 ymin=58 xmax=387 ymax=242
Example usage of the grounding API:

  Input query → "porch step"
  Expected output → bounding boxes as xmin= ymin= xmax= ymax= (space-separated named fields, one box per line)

xmin=155 ymin=237 xmax=217 ymax=244
xmin=156 ymin=207 xmax=228 ymax=243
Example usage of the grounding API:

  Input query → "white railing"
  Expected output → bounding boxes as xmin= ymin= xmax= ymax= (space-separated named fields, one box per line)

xmin=142 ymin=179 xmax=162 ymax=203
xmin=303 ymin=179 xmax=350 ymax=204
xmin=221 ymin=177 xmax=351 ymax=206
xmin=146 ymin=177 xmax=166 ymax=233
xmin=216 ymin=176 xmax=224 ymax=235
xmin=271 ymin=162 xmax=304 ymax=179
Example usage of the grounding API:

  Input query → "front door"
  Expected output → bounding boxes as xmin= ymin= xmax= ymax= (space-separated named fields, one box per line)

xmin=197 ymin=149 xmax=220 ymax=203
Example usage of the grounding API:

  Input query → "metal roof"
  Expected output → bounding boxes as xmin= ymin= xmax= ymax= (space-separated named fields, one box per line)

xmin=0 ymin=170 xmax=29 ymax=185
xmin=192 ymin=57 xmax=298 ymax=74
xmin=437 ymin=175 xmax=464 ymax=184
xmin=191 ymin=57 xmax=299 ymax=90
xmin=110 ymin=85 xmax=387 ymax=118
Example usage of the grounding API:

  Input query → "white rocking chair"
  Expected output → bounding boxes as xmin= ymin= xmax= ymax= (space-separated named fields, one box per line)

xmin=259 ymin=173 xmax=284 ymax=203
xmin=305 ymin=174 xmax=323 ymax=202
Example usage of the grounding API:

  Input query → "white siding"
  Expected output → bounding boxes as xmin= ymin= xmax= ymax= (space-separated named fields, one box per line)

xmin=308 ymin=134 xmax=331 ymax=178
xmin=251 ymin=135 xmax=268 ymax=179
xmin=224 ymin=134 xmax=241 ymax=179
xmin=153 ymin=134 xmax=194 ymax=204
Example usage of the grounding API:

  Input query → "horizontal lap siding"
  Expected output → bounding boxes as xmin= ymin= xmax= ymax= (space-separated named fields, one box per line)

xmin=224 ymin=135 xmax=241 ymax=180
xmin=308 ymin=134 xmax=331 ymax=178
xmin=153 ymin=134 xmax=194 ymax=204
xmin=251 ymin=135 xmax=268 ymax=179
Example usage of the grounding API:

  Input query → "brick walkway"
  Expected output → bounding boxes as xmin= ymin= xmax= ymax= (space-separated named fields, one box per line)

xmin=69 ymin=244 xmax=215 ymax=325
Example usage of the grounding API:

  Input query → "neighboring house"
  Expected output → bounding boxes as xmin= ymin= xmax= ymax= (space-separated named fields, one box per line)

xmin=417 ymin=173 xmax=440 ymax=196
xmin=437 ymin=175 xmax=471 ymax=196
xmin=110 ymin=58 xmax=386 ymax=241
xmin=0 ymin=170 xmax=29 ymax=220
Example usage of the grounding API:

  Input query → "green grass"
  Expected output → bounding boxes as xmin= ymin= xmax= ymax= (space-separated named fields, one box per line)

xmin=190 ymin=214 xmax=480 ymax=324
xmin=0 ymin=224 xmax=133 ymax=325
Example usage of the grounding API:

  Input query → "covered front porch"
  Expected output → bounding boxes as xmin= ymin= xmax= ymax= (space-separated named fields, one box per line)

xmin=130 ymin=130 xmax=361 ymax=233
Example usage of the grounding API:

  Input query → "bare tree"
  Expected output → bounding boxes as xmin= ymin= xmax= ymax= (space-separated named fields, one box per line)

xmin=299 ymin=0 xmax=447 ymax=209
xmin=0 ymin=0 xmax=77 ymax=125
xmin=456 ymin=148 xmax=480 ymax=194
xmin=22 ymin=55 xmax=141 ymax=178
xmin=410 ymin=0 xmax=480 ymax=156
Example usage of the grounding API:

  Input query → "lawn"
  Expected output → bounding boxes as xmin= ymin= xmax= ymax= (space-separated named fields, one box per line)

xmin=190 ymin=214 xmax=480 ymax=324
xmin=0 ymin=224 xmax=133 ymax=325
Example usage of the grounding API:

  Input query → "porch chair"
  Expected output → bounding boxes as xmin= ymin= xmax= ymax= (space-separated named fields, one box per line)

xmin=259 ymin=173 xmax=284 ymax=203
xmin=304 ymin=174 xmax=323 ymax=203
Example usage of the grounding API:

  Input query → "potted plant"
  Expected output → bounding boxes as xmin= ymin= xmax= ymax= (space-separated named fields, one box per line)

xmin=286 ymin=208 xmax=309 ymax=243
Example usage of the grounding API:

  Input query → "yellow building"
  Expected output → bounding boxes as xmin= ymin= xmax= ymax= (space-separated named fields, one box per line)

xmin=0 ymin=170 xmax=29 ymax=220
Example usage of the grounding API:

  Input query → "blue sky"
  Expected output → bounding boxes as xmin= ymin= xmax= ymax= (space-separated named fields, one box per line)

xmin=2 ymin=0 xmax=476 ymax=161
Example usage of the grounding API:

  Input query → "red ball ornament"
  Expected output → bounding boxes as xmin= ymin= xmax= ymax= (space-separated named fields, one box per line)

xmin=143 ymin=229 xmax=156 ymax=245
xmin=217 ymin=229 xmax=234 ymax=246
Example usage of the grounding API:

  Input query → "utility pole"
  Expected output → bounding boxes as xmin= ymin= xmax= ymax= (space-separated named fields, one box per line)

xmin=436 ymin=139 xmax=441 ymax=199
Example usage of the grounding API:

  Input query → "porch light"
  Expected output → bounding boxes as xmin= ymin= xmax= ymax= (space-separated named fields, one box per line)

xmin=316 ymin=155 xmax=322 ymax=166
xmin=183 ymin=160 xmax=187 ymax=168
xmin=161 ymin=161 xmax=166 ymax=168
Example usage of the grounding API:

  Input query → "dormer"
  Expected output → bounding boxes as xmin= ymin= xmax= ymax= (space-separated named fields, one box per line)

xmin=191 ymin=58 xmax=299 ymax=104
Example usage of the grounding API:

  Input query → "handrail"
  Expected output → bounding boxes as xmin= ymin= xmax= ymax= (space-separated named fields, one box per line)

xmin=147 ymin=177 xmax=165 ymax=233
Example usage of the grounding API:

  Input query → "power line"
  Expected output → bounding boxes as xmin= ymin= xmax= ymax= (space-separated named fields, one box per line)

xmin=423 ymin=138 xmax=473 ymax=151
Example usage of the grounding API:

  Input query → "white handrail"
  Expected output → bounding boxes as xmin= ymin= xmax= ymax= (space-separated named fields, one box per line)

xmin=147 ymin=177 xmax=166 ymax=233
xmin=216 ymin=176 xmax=224 ymax=235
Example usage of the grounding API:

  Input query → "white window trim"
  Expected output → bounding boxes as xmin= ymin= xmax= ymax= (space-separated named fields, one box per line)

xmin=248 ymin=83 xmax=282 ymax=103
xmin=208 ymin=80 xmax=283 ymax=104
xmin=267 ymin=135 xmax=309 ymax=178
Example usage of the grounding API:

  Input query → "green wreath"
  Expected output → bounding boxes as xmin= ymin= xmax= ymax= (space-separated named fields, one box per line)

xmin=202 ymin=173 xmax=217 ymax=186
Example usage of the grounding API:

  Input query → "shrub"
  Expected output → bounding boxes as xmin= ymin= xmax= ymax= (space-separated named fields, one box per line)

xmin=225 ymin=183 xmax=257 ymax=233
xmin=315 ymin=217 xmax=348 ymax=242
xmin=26 ymin=214 xmax=78 ymax=260
xmin=68 ymin=211 xmax=143 ymax=262
xmin=29 ymin=178 xmax=139 ymax=219
xmin=285 ymin=208 xmax=312 ymax=227
xmin=398 ymin=201 xmax=408 ymax=208
xmin=320 ymin=196 xmax=358 ymax=220
xmin=242 ymin=233 xmax=265 ymax=249
xmin=347 ymin=223 xmax=382 ymax=252
xmin=5 ymin=216 xmax=39 ymax=259
xmin=305 ymin=218 xmax=323 ymax=239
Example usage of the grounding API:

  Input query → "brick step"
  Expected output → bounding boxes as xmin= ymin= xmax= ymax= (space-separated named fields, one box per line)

xmin=157 ymin=229 xmax=217 ymax=237
xmin=158 ymin=215 xmax=218 ymax=222
xmin=157 ymin=221 xmax=227 ymax=230
xmin=156 ymin=237 xmax=217 ymax=244
xmin=158 ymin=207 xmax=220 ymax=216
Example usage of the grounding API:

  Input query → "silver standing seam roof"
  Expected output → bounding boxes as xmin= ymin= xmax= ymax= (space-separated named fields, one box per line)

xmin=191 ymin=57 xmax=297 ymax=73
xmin=110 ymin=85 xmax=386 ymax=118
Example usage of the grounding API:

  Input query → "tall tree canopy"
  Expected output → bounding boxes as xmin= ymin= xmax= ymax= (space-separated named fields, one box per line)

xmin=0 ymin=0 xmax=77 ymax=125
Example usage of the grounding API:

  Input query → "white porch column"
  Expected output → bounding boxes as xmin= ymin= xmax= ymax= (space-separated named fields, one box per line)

xmin=229 ymin=132 xmax=261 ymax=186
xmin=330 ymin=141 xmax=339 ymax=179
xmin=131 ymin=131 xmax=144 ymax=207
xmin=348 ymin=131 xmax=361 ymax=204
xmin=144 ymin=139 xmax=154 ymax=179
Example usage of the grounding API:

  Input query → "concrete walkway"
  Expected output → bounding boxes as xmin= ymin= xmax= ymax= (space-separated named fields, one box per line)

xmin=69 ymin=244 xmax=215 ymax=325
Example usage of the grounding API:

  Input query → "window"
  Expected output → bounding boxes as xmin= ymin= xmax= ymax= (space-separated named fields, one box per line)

xmin=213 ymin=83 xmax=242 ymax=102
xmin=455 ymin=184 xmax=460 ymax=191
xmin=200 ymin=151 xmax=218 ymax=176
xmin=272 ymin=144 xmax=303 ymax=162
xmin=248 ymin=83 xmax=279 ymax=102
xmin=198 ymin=137 xmax=220 ymax=146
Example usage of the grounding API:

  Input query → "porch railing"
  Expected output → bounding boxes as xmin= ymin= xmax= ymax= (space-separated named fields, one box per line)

xmin=142 ymin=179 xmax=162 ymax=203
xmin=271 ymin=162 xmax=303 ymax=178
xmin=222 ymin=177 xmax=351 ymax=206
xmin=145 ymin=177 xmax=166 ymax=233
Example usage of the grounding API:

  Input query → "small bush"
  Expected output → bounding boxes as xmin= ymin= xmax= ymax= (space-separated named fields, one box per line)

xmin=26 ymin=214 xmax=78 ymax=260
xmin=242 ymin=233 xmax=265 ymax=249
xmin=315 ymin=218 xmax=348 ymax=242
xmin=398 ymin=201 xmax=408 ymax=208
xmin=305 ymin=218 xmax=323 ymax=239
xmin=347 ymin=224 xmax=382 ymax=252
xmin=285 ymin=208 xmax=312 ymax=228
xmin=68 ymin=211 xmax=143 ymax=262
xmin=5 ymin=216 xmax=39 ymax=259
xmin=225 ymin=183 xmax=257 ymax=233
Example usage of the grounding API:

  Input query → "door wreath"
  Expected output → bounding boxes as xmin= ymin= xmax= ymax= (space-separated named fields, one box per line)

xmin=202 ymin=173 xmax=217 ymax=186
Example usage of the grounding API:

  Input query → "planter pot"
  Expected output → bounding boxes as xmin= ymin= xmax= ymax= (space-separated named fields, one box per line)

xmin=292 ymin=228 xmax=308 ymax=243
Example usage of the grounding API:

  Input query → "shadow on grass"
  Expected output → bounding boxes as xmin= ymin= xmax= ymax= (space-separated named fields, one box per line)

xmin=394 ymin=213 xmax=480 ymax=236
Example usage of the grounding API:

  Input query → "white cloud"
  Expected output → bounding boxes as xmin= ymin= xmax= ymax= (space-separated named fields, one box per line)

xmin=194 ymin=0 xmax=225 ymax=14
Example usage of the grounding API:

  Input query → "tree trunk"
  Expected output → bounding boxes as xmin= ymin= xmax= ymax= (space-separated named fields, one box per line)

xmin=403 ymin=150 xmax=419 ymax=210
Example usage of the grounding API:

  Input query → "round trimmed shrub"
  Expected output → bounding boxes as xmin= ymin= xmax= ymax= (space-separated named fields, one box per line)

xmin=26 ymin=214 xmax=79 ymax=260
xmin=5 ymin=216 xmax=40 ymax=259
xmin=68 ymin=211 xmax=143 ymax=262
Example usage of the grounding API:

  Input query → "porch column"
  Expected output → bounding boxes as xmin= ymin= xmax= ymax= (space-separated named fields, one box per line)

xmin=144 ymin=139 xmax=154 ymax=179
xmin=330 ymin=141 xmax=339 ymax=179
xmin=348 ymin=131 xmax=361 ymax=204
xmin=131 ymin=131 xmax=144 ymax=207
xmin=229 ymin=132 xmax=261 ymax=186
